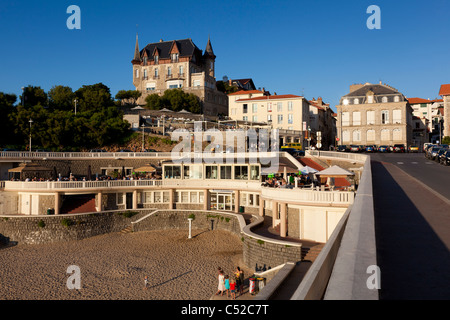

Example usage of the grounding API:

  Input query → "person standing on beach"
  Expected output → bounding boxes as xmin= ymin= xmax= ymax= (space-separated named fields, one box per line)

xmin=230 ymin=278 xmax=236 ymax=300
xmin=144 ymin=276 xmax=149 ymax=290
xmin=224 ymin=275 xmax=230 ymax=297
xmin=235 ymin=266 xmax=244 ymax=296
xmin=216 ymin=270 xmax=225 ymax=296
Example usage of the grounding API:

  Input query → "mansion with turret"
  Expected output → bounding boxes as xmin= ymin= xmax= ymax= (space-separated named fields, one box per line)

xmin=131 ymin=36 xmax=228 ymax=116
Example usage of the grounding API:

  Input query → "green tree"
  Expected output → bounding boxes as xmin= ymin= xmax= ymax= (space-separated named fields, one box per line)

xmin=442 ymin=136 xmax=450 ymax=145
xmin=145 ymin=93 xmax=162 ymax=110
xmin=0 ymin=92 xmax=18 ymax=146
xmin=48 ymin=85 xmax=76 ymax=111
xmin=20 ymin=85 xmax=47 ymax=108
xmin=75 ymin=83 xmax=113 ymax=112
xmin=115 ymin=90 xmax=141 ymax=106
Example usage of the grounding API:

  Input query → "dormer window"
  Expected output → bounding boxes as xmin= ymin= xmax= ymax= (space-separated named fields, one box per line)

xmin=154 ymin=56 xmax=159 ymax=64
xmin=172 ymin=53 xmax=179 ymax=62
xmin=382 ymin=96 xmax=388 ymax=103
xmin=343 ymin=99 xmax=349 ymax=105
xmin=394 ymin=95 xmax=400 ymax=102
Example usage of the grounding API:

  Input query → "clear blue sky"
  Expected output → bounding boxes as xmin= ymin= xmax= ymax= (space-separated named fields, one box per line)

xmin=1 ymin=0 xmax=449 ymax=111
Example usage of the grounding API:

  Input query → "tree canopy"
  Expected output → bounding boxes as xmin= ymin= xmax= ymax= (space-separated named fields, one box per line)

xmin=1 ymin=83 xmax=131 ymax=151
xmin=144 ymin=89 xmax=201 ymax=113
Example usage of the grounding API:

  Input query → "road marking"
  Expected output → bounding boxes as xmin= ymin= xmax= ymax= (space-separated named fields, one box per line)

xmin=411 ymin=162 xmax=418 ymax=164
xmin=425 ymin=162 xmax=433 ymax=165
xmin=397 ymin=162 xmax=404 ymax=165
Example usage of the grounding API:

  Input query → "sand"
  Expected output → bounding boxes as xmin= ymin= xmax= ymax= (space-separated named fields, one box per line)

xmin=0 ymin=229 xmax=254 ymax=300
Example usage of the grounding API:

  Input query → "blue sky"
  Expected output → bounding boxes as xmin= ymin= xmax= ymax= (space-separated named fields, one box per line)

xmin=1 ymin=0 xmax=449 ymax=111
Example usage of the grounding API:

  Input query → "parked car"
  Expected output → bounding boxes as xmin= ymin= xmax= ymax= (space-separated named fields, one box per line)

xmin=408 ymin=145 xmax=419 ymax=153
xmin=439 ymin=150 xmax=450 ymax=166
xmin=393 ymin=144 xmax=406 ymax=153
xmin=428 ymin=147 xmax=442 ymax=160
xmin=350 ymin=145 xmax=361 ymax=152
xmin=337 ymin=145 xmax=348 ymax=152
xmin=424 ymin=144 xmax=437 ymax=158
xmin=365 ymin=145 xmax=376 ymax=152
xmin=435 ymin=148 xmax=448 ymax=162
xmin=423 ymin=142 xmax=433 ymax=152
xmin=378 ymin=145 xmax=390 ymax=152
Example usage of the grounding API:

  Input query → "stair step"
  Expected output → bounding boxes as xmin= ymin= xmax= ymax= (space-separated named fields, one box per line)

xmin=120 ymin=226 xmax=133 ymax=234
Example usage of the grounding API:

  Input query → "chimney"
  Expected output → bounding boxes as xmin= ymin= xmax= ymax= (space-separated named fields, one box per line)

xmin=160 ymin=39 xmax=164 ymax=42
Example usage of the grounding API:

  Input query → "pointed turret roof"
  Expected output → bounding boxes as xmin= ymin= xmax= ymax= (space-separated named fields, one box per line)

xmin=204 ymin=35 xmax=216 ymax=59
xmin=132 ymin=33 xmax=141 ymax=64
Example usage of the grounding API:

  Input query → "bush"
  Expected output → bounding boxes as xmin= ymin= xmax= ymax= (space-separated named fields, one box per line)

xmin=188 ymin=213 xmax=195 ymax=220
xmin=60 ymin=218 xmax=74 ymax=227
xmin=117 ymin=211 xmax=138 ymax=218
xmin=37 ymin=220 xmax=46 ymax=228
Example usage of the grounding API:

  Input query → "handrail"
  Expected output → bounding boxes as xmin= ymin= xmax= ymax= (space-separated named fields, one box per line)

xmin=290 ymin=151 xmax=378 ymax=300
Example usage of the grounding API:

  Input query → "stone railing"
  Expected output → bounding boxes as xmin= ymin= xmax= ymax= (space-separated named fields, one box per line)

xmin=3 ymin=179 xmax=163 ymax=191
xmin=291 ymin=152 xmax=378 ymax=300
xmin=261 ymin=186 xmax=354 ymax=206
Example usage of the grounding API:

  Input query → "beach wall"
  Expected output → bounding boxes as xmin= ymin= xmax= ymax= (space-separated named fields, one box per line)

xmin=0 ymin=210 xmax=150 ymax=245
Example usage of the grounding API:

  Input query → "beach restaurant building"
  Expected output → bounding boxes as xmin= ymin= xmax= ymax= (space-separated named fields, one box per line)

xmin=0 ymin=152 xmax=357 ymax=243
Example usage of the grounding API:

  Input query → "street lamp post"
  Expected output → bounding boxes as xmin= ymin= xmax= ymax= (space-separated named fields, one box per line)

xmin=74 ymin=99 xmax=78 ymax=115
xmin=141 ymin=123 xmax=145 ymax=151
xmin=29 ymin=119 xmax=33 ymax=153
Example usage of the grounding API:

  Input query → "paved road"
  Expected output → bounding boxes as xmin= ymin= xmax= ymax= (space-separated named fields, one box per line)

xmin=370 ymin=152 xmax=450 ymax=201
xmin=369 ymin=152 xmax=450 ymax=300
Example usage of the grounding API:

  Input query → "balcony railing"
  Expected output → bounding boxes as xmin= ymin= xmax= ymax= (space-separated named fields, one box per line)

xmin=2 ymin=178 xmax=354 ymax=206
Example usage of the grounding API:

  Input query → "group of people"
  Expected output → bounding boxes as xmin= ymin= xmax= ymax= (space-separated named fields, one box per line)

xmin=215 ymin=266 xmax=245 ymax=299
xmin=262 ymin=173 xmax=314 ymax=188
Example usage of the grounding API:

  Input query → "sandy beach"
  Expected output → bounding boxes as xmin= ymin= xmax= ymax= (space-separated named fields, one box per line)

xmin=0 ymin=229 xmax=254 ymax=300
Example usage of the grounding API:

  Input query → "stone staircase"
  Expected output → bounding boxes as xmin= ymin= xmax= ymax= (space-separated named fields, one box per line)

xmin=120 ymin=226 xmax=133 ymax=234
xmin=301 ymin=243 xmax=325 ymax=262
xmin=60 ymin=195 xmax=96 ymax=214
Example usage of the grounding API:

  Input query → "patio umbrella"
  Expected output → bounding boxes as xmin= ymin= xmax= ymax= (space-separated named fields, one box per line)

xmin=134 ymin=164 xmax=156 ymax=172
xmin=316 ymin=165 xmax=355 ymax=177
xmin=300 ymin=166 xmax=318 ymax=174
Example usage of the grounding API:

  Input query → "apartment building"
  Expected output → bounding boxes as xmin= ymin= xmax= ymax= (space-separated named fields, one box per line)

xmin=308 ymin=97 xmax=336 ymax=150
xmin=439 ymin=84 xmax=450 ymax=138
xmin=131 ymin=36 xmax=228 ymax=116
xmin=228 ymin=91 xmax=310 ymax=147
xmin=336 ymin=82 xmax=413 ymax=147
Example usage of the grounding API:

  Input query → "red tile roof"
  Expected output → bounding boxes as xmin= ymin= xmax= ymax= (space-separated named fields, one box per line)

xmin=236 ymin=94 xmax=302 ymax=102
xmin=407 ymin=97 xmax=430 ymax=104
xmin=228 ymin=90 xmax=263 ymax=96
xmin=439 ymin=84 xmax=450 ymax=96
